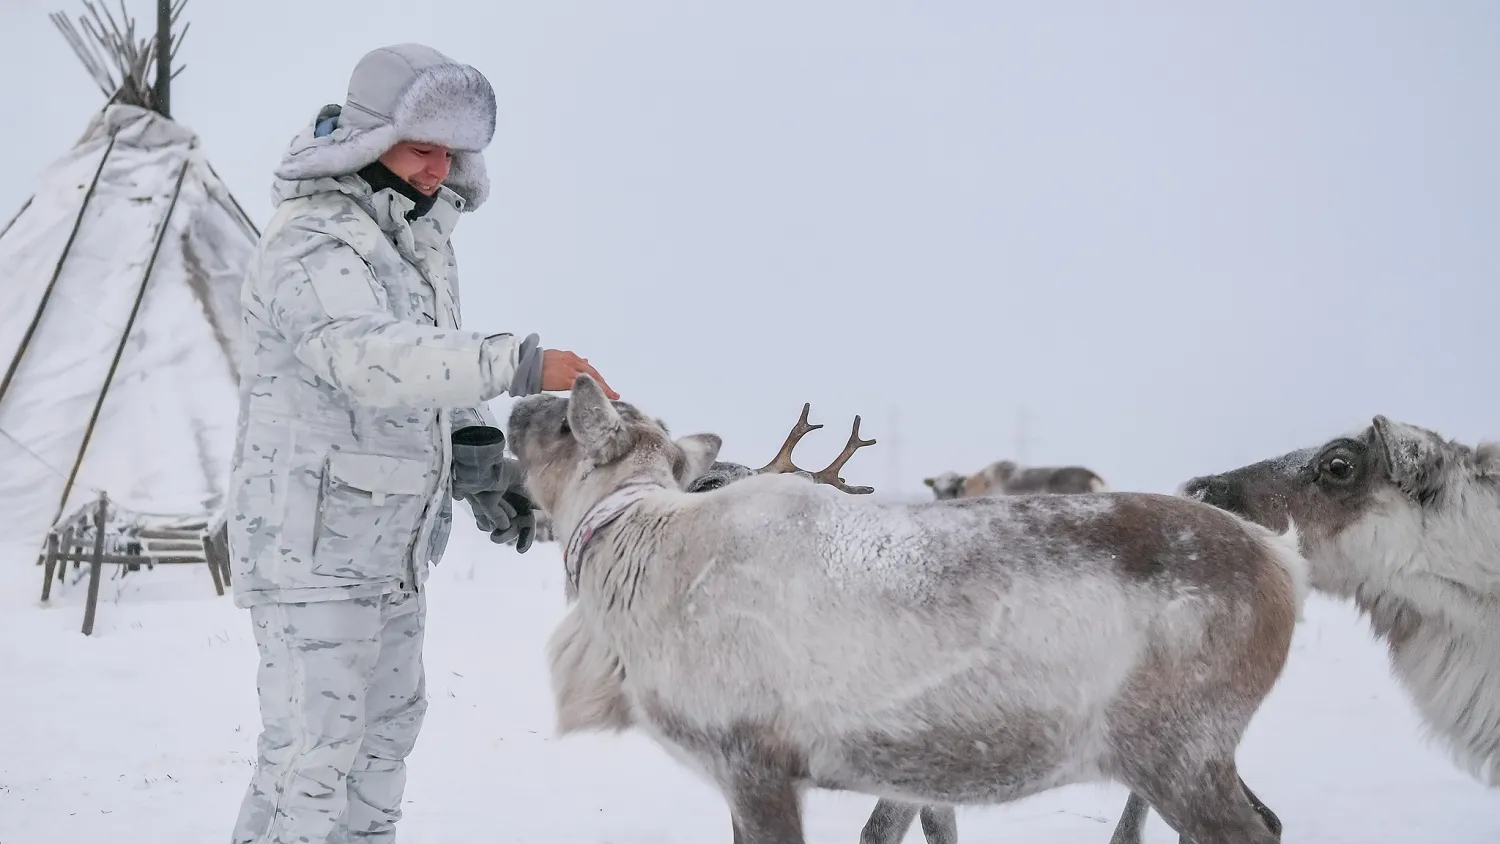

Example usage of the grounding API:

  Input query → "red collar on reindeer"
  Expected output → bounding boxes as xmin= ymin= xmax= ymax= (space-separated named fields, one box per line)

xmin=562 ymin=480 xmax=665 ymax=591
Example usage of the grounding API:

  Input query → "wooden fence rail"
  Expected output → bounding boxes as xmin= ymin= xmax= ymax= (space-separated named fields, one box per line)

xmin=39 ymin=492 xmax=231 ymax=635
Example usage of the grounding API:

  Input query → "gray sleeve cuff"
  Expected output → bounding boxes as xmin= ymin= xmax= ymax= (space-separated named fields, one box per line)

xmin=509 ymin=333 xmax=544 ymax=396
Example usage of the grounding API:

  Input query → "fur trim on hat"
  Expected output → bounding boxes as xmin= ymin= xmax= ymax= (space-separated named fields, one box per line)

xmin=276 ymin=64 xmax=496 ymax=209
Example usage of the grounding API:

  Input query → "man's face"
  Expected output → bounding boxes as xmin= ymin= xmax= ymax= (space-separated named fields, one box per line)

xmin=379 ymin=141 xmax=453 ymax=195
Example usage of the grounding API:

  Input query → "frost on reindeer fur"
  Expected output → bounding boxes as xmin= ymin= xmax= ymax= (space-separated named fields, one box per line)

xmin=506 ymin=374 xmax=1304 ymax=844
xmin=1181 ymin=414 xmax=1500 ymax=787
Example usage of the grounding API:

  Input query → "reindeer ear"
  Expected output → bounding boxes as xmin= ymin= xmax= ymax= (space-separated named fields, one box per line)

xmin=923 ymin=477 xmax=936 ymax=487
xmin=675 ymin=434 xmax=722 ymax=483
xmin=1371 ymin=415 xmax=1444 ymax=503
xmin=568 ymin=375 xmax=631 ymax=462
xmin=1475 ymin=441 xmax=1500 ymax=477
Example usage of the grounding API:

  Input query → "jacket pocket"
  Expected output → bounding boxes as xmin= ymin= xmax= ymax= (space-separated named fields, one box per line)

xmin=310 ymin=452 xmax=434 ymax=581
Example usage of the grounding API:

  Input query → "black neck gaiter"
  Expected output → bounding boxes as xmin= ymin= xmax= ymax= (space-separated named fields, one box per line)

xmin=357 ymin=160 xmax=439 ymax=220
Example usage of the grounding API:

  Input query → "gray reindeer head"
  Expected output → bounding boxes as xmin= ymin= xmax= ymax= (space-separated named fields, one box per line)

xmin=506 ymin=375 xmax=723 ymax=516
xmin=922 ymin=471 xmax=967 ymax=500
xmin=1179 ymin=415 xmax=1500 ymax=593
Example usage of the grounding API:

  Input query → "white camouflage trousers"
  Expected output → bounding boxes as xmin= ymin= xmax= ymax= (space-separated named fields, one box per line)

xmin=231 ymin=587 xmax=427 ymax=844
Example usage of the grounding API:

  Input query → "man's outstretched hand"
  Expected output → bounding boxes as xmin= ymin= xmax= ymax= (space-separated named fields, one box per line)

xmin=542 ymin=349 xmax=619 ymax=399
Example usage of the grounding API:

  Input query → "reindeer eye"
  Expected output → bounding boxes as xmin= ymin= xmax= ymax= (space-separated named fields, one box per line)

xmin=1321 ymin=455 xmax=1356 ymax=481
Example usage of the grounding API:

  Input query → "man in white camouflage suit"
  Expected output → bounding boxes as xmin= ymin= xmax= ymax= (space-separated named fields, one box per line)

xmin=226 ymin=43 xmax=617 ymax=844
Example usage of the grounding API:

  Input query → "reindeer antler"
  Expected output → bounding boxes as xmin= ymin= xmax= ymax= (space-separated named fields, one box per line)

xmin=757 ymin=403 xmax=823 ymax=475
xmin=756 ymin=403 xmax=877 ymax=494
xmin=811 ymin=415 xmax=877 ymax=493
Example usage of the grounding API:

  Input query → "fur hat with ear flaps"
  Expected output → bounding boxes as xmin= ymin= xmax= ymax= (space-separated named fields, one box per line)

xmin=276 ymin=43 xmax=497 ymax=210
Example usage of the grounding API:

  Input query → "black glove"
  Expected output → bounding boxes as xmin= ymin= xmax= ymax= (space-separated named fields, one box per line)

xmin=451 ymin=425 xmax=535 ymax=552
xmin=467 ymin=488 xmax=539 ymax=553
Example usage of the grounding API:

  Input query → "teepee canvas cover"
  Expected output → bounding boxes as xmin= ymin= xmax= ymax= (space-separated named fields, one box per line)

xmin=0 ymin=1 xmax=256 ymax=560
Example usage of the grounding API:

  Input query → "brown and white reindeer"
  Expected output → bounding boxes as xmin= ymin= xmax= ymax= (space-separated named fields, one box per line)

xmin=925 ymin=460 xmax=1109 ymax=501
xmin=1171 ymin=415 xmax=1500 ymax=793
xmin=650 ymin=407 xmax=1173 ymax=844
xmin=510 ymin=374 xmax=1307 ymax=844
xmin=924 ymin=456 xmax=1279 ymax=844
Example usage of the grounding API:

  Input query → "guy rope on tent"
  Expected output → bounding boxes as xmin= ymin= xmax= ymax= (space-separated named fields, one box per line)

xmin=0 ymin=0 xmax=256 ymax=634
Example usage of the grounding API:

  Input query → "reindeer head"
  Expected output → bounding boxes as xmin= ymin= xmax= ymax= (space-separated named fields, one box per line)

xmin=684 ymin=462 xmax=757 ymax=493
xmin=923 ymin=471 xmax=967 ymax=500
xmin=506 ymin=375 xmax=723 ymax=518
xmin=1179 ymin=415 xmax=1500 ymax=595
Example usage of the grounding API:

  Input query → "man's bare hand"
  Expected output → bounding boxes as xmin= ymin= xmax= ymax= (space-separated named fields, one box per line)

xmin=541 ymin=349 xmax=619 ymax=399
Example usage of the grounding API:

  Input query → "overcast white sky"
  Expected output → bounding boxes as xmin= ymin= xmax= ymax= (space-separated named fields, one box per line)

xmin=2 ymin=1 xmax=1496 ymax=497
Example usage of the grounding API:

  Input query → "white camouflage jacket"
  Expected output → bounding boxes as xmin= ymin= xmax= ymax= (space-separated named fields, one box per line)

xmin=227 ymin=122 xmax=539 ymax=608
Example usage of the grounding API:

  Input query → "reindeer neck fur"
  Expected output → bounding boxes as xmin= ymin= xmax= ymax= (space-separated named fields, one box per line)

xmin=1329 ymin=470 xmax=1500 ymax=786
xmin=548 ymin=454 xmax=681 ymax=549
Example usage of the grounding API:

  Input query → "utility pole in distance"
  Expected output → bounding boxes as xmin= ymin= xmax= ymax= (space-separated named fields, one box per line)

xmin=1015 ymin=406 xmax=1036 ymax=463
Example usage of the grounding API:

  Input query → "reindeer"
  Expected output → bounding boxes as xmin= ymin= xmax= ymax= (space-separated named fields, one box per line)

xmin=1172 ymin=415 xmax=1500 ymax=793
xmin=925 ymin=460 xmax=1108 ymax=501
xmin=651 ymin=407 xmax=1215 ymax=844
xmin=511 ymin=374 xmax=1306 ymax=844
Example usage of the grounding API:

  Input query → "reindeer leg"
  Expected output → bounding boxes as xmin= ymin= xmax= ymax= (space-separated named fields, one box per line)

xmin=1138 ymin=763 xmax=1279 ymax=844
xmin=724 ymin=773 xmax=804 ymax=844
xmin=705 ymin=726 xmax=807 ymax=844
xmin=918 ymin=804 xmax=957 ymax=844
xmin=1109 ymin=792 xmax=1152 ymax=844
xmin=1126 ymin=777 xmax=1274 ymax=844
xmin=1239 ymin=777 xmax=1281 ymax=838
xmin=859 ymin=799 xmax=918 ymax=844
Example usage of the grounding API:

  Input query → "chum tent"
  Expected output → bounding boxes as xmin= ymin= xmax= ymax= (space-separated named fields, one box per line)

xmin=0 ymin=0 xmax=256 ymax=568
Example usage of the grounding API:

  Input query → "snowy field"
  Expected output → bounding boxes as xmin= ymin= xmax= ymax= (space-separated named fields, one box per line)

xmin=1 ymin=527 xmax=1495 ymax=844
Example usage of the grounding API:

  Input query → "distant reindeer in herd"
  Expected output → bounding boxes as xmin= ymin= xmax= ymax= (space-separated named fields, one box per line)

xmin=924 ymin=459 xmax=1109 ymax=501
xmin=511 ymin=375 xmax=1303 ymax=844
xmin=1174 ymin=416 xmax=1500 ymax=791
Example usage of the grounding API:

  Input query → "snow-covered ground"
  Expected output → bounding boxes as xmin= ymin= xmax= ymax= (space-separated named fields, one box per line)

xmin=1 ymin=528 xmax=1495 ymax=844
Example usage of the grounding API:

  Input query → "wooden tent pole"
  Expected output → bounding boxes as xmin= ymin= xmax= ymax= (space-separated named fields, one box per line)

xmin=204 ymin=161 xmax=262 ymax=239
xmin=51 ymin=158 xmax=191 ymax=528
xmin=0 ymin=134 xmax=120 ymax=412
xmin=0 ymin=195 xmax=35 ymax=241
